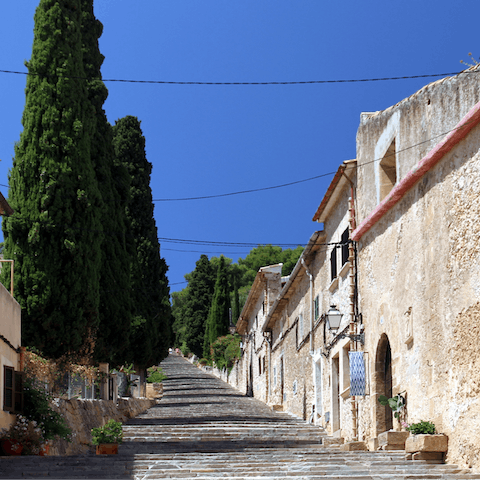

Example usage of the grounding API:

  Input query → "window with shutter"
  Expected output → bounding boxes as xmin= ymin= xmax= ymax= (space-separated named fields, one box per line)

xmin=330 ymin=247 xmax=337 ymax=281
xmin=3 ymin=366 xmax=24 ymax=413
xmin=341 ymin=228 xmax=349 ymax=266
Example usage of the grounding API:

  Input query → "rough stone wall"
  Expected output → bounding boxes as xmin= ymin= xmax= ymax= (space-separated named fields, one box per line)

xmin=356 ymin=77 xmax=480 ymax=470
xmin=50 ymin=397 xmax=155 ymax=455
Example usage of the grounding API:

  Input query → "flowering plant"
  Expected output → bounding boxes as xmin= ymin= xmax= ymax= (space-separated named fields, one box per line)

xmin=0 ymin=415 xmax=45 ymax=455
xmin=91 ymin=419 xmax=123 ymax=445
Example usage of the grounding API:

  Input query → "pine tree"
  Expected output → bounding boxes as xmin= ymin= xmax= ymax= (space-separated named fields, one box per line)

xmin=112 ymin=116 xmax=172 ymax=368
xmin=81 ymin=1 xmax=133 ymax=364
xmin=203 ymin=256 xmax=231 ymax=358
xmin=183 ymin=255 xmax=216 ymax=357
xmin=1 ymin=0 xmax=103 ymax=359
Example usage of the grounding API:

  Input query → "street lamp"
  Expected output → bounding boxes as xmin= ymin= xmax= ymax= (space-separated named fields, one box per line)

xmin=325 ymin=305 xmax=364 ymax=344
xmin=325 ymin=305 xmax=343 ymax=332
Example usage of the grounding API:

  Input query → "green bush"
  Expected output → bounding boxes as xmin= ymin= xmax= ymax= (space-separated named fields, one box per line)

xmin=210 ymin=334 xmax=242 ymax=372
xmin=146 ymin=366 xmax=167 ymax=383
xmin=406 ymin=421 xmax=436 ymax=435
xmin=23 ymin=378 xmax=72 ymax=441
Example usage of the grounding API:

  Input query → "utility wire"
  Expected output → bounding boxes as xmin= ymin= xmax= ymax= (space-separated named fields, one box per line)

xmin=1 ymin=118 xmax=473 ymax=202
xmin=0 ymin=68 xmax=476 ymax=85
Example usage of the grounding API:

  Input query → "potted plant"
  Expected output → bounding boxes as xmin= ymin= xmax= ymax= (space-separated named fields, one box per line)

xmin=0 ymin=415 xmax=44 ymax=456
xmin=91 ymin=419 xmax=123 ymax=455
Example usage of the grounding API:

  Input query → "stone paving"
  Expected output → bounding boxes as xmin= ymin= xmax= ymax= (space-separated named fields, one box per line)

xmin=2 ymin=354 xmax=480 ymax=479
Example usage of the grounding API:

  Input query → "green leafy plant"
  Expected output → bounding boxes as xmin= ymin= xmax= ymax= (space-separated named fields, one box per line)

xmin=406 ymin=420 xmax=436 ymax=435
xmin=23 ymin=378 xmax=72 ymax=441
xmin=378 ymin=393 xmax=405 ymax=420
xmin=146 ymin=366 xmax=167 ymax=383
xmin=91 ymin=419 xmax=123 ymax=445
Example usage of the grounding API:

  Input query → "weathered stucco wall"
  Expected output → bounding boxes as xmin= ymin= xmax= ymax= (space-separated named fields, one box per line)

xmin=0 ymin=281 xmax=21 ymax=430
xmin=356 ymin=71 xmax=480 ymax=470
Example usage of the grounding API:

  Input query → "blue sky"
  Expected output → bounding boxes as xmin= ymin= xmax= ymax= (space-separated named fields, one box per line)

xmin=0 ymin=1 xmax=478 ymax=292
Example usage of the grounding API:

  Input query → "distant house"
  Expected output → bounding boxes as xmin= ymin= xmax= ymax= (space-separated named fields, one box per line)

xmin=0 ymin=193 xmax=23 ymax=430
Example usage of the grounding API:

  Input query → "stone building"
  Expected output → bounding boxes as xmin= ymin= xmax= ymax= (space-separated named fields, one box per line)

xmin=0 ymin=192 xmax=22 ymax=430
xmin=230 ymin=66 xmax=480 ymax=471
xmin=352 ymin=66 xmax=480 ymax=468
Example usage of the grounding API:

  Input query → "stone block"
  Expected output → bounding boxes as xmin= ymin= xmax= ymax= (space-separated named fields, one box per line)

xmin=405 ymin=434 xmax=448 ymax=453
xmin=378 ymin=430 xmax=409 ymax=447
xmin=339 ymin=441 xmax=368 ymax=451
xmin=323 ymin=437 xmax=344 ymax=446
xmin=367 ymin=437 xmax=378 ymax=451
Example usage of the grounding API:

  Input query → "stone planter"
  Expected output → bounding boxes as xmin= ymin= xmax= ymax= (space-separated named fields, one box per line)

xmin=96 ymin=443 xmax=118 ymax=455
xmin=377 ymin=431 xmax=410 ymax=450
xmin=146 ymin=382 xmax=163 ymax=399
xmin=405 ymin=434 xmax=448 ymax=461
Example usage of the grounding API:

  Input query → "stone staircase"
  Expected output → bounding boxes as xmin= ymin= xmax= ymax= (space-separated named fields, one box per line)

xmin=1 ymin=355 xmax=480 ymax=479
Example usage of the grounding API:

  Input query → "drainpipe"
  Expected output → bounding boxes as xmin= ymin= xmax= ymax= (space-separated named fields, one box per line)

xmin=348 ymin=189 xmax=358 ymax=441
xmin=301 ymin=258 xmax=314 ymax=354
xmin=343 ymin=171 xmax=358 ymax=441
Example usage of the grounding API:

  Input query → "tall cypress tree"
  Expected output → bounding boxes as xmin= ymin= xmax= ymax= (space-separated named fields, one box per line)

xmin=112 ymin=116 xmax=172 ymax=368
xmin=1 ymin=0 xmax=103 ymax=359
xmin=81 ymin=1 xmax=133 ymax=364
xmin=183 ymin=255 xmax=216 ymax=357
xmin=203 ymin=256 xmax=231 ymax=358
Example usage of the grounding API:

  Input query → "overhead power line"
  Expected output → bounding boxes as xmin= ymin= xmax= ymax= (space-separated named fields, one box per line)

xmin=0 ymin=68 xmax=476 ymax=85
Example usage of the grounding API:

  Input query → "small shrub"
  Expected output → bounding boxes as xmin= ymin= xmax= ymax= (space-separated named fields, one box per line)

xmin=146 ymin=366 xmax=167 ymax=383
xmin=199 ymin=358 xmax=208 ymax=366
xmin=406 ymin=420 xmax=436 ymax=435
xmin=23 ymin=377 xmax=72 ymax=441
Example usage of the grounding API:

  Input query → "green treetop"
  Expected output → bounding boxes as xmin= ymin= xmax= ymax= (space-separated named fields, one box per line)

xmin=81 ymin=1 xmax=133 ymax=364
xmin=203 ymin=256 xmax=231 ymax=358
xmin=112 ymin=116 xmax=172 ymax=368
xmin=1 ymin=0 xmax=103 ymax=359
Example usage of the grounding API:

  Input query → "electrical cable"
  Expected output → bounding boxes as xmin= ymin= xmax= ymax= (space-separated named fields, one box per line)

xmin=0 ymin=68 xmax=477 ymax=85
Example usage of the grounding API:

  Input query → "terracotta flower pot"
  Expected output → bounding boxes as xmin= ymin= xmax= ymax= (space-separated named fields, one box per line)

xmin=96 ymin=443 xmax=118 ymax=455
xmin=38 ymin=444 xmax=50 ymax=456
xmin=1 ymin=439 xmax=23 ymax=456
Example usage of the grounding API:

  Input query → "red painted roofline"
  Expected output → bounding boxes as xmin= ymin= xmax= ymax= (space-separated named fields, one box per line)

xmin=352 ymin=100 xmax=480 ymax=241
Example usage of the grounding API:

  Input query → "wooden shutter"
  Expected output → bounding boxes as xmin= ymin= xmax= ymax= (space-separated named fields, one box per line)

xmin=341 ymin=228 xmax=349 ymax=266
xmin=330 ymin=247 xmax=337 ymax=280
xmin=3 ymin=365 xmax=14 ymax=412
xmin=3 ymin=366 xmax=24 ymax=413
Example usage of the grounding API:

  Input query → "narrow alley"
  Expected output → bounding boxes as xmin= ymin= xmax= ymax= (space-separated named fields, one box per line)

xmin=1 ymin=354 xmax=480 ymax=479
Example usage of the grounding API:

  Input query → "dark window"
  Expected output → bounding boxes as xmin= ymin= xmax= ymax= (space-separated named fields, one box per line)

xmin=330 ymin=247 xmax=337 ymax=281
xmin=314 ymin=295 xmax=319 ymax=320
xmin=3 ymin=365 xmax=24 ymax=413
xmin=341 ymin=228 xmax=349 ymax=266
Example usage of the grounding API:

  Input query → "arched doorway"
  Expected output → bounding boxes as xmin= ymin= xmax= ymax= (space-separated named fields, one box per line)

xmin=374 ymin=334 xmax=393 ymax=434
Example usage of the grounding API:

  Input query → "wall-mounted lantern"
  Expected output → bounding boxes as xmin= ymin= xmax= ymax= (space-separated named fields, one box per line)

xmin=325 ymin=304 xmax=343 ymax=332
